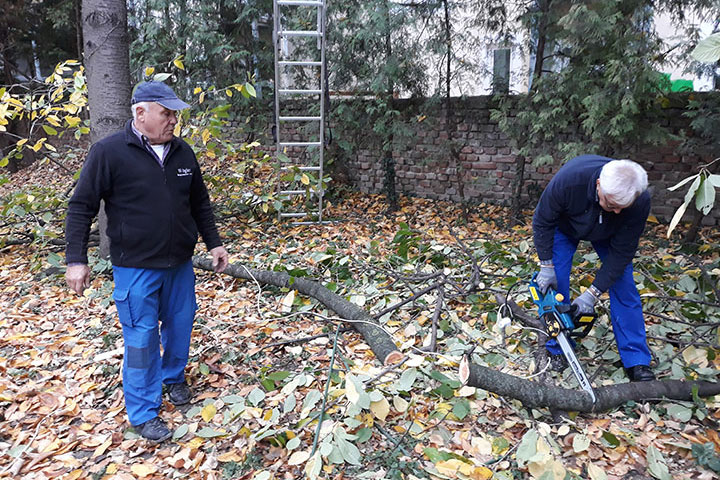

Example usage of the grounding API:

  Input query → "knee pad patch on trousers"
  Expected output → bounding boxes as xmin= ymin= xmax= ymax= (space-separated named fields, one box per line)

xmin=126 ymin=345 xmax=151 ymax=369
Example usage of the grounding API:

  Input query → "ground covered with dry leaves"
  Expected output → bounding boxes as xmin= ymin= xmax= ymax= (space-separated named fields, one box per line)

xmin=1 ymin=158 xmax=720 ymax=480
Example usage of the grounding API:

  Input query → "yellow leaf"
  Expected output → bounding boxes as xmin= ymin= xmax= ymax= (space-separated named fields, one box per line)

xmin=105 ymin=463 xmax=118 ymax=474
xmin=65 ymin=116 xmax=81 ymax=127
xmin=188 ymin=437 xmax=205 ymax=449
xmin=226 ymin=89 xmax=233 ymax=97
xmin=647 ymin=215 xmax=659 ymax=224
xmin=217 ymin=451 xmax=244 ymax=462
xmin=16 ymin=138 xmax=28 ymax=147
xmin=194 ymin=87 xmax=202 ymax=94
xmin=435 ymin=459 xmax=473 ymax=476
xmin=131 ymin=463 xmax=158 ymax=477
xmin=288 ymin=450 xmax=310 ymax=466
xmin=92 ymin=437 xmax=112 ymax=458
xmin=393 ymin=395 xmax=408 ymax=413
xmin=301 ymin=174 xmax=310 ymax=185
xmin=201 ymin=403 xmax=217 ymax=422
xmin=173 ymin=58 xmax=185 ymax=71
xmin=31 ymin=138 xmax=45 ymax=152
xmin=528 ymin=456 xmax=565 ymax=480
xmin=199 ymin=92 xmax=206 ymax=104
xmin=64 ymin=470 xmax=84 ymax=480
xmin=201 ymin=129 xmax=211 ymax=145
xmin=469 ymin=466 xmax=494 ymax=480
xmin=370 ymin=396 xmax=390 ymax=422
xmin=587 ymin=462 xmax=607 ymax=480
xmin=45 ymin=143 xmax=57 ymax=152
xmin=27 ymin=194 xmax=35 ymax=203
xmin=145 ymin=66 xmax=155 ymax=76
xmin=281 ymin=290 xmax=296 ymax=313
xmin=682 ymin=346 xmax=708 ymax=368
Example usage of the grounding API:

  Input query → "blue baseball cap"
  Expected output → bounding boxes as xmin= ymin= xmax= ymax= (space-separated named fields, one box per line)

xmin=131 ymin=81 xmax=190 ymax=110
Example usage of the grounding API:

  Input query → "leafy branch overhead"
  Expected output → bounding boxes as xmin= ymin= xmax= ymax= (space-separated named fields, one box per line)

xmin=666 ymin=159 xmax=720 ymax=238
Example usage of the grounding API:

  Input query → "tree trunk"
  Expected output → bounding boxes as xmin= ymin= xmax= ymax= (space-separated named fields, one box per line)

xmin=510 ymin=0 xmax=550 ymax=223
xmin=82 ymin=0 xmax=131 ymax=259
xmin=382 ymin=1 xmax=397 ymax=213
xmin=459 ymin=355 xmax=720 ymax=412
xmin=193 ymin=257 xmax=404 ymax=366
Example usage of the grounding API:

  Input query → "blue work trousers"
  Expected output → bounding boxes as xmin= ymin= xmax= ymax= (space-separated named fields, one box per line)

xmin=112 ymin=260 xmax=197 ymax=426
xmin=549 ymin=229 xmax=652 ymax=368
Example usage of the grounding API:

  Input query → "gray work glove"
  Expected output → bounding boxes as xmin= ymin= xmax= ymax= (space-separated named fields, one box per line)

xmin=536 ymin=265 xmax=557 ymax=294
xmin=572 ymin=289 xmax=598 ymax=316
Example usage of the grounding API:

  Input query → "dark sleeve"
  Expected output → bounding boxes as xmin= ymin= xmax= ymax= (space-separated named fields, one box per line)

xmin=65 ymin=143 xmax=111 ymax=264
xmin=592 ymin=193 xmax=650 ymax=292
xmin=532 ymin=176 xmax=568 ymax=261
xmin=189 ymin=154 xmax=222 ymax=251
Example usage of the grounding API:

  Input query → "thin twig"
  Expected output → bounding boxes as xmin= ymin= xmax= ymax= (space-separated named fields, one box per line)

xmin=259 ymin=328 xmax=352 ymax=352
xmin=423 ymin=283 xmax=445 ymax=352
xmin=311 ymin=325 xmax=342 ymax=456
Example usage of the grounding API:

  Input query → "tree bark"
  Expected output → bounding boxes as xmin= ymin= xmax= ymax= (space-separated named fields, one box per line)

xmin=82 ymin=0 xmax=131 ymax=259
xmin=459 ymin=355 xmax=720 ymax=413
xmin=193 ymin=257 xmax=404 ymax=366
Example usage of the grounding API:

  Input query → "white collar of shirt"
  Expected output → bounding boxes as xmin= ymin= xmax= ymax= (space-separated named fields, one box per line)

xmin=131 ymin=121 xmax=168 ymax=164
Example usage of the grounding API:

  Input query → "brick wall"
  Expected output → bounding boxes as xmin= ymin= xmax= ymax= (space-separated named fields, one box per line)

xmin=337 ymin=95 xmax=719 ymax=226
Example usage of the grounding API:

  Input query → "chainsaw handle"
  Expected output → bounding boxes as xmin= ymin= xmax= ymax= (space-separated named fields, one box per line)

xmin=569 ymin=307 xmax=597 ymax=339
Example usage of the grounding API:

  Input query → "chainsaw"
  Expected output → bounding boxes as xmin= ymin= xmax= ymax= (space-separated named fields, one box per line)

xmin=528 ymin=272 xmax=597 ymax=403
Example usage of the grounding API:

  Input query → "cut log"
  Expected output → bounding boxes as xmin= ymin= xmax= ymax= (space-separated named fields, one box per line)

xmin=193 ymin=256 xmax=404 ymax=365
xmin=459 ymin=355 xmax=720 ymax=412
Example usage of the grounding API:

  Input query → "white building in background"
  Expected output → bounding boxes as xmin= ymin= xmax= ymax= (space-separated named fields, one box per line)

xmin=438 ymin=9 xmax=717 ymax=96
xmin=654 ymin=13 xmax=716 ymax=91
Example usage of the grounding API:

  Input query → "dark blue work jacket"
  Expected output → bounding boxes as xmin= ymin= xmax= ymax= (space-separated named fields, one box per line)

xmin=65 ymin=120 xmax=222 ymax=269
xmin=532 ymin=155 xmax=650 ymax=292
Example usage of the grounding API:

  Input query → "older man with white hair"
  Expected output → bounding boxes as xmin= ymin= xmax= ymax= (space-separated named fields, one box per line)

xmin=65 ymin=81 xmax=229 ymax=442
xmin=532 ymin=154 xmax=655 ymax=382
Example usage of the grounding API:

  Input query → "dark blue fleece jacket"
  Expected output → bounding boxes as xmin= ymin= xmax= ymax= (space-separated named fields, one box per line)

xmin=532 ymin=155 xmax=650 ymax=292
xmin=65 ymin=120 xmax=222 ymax=268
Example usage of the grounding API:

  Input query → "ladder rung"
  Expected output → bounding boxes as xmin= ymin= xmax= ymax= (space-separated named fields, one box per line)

xmin=279 ymin=89 xmax=322 ymax=95
xmin=279 ymin=116 xmax=322 ymax=121
xmin=280 ymin=212 xmax=311 ymax=218
xmin=279 ymin=30 xmax=323 ymax=37
xmin=280 ymin=166 xmax=321 ymax=171
xmin=279 ymin=61 xmax=322 ymax=66
xmin=279 ymin=142 xmax=322 ymax=147
xmin=277 ymin=0 xmax=323 ymax=5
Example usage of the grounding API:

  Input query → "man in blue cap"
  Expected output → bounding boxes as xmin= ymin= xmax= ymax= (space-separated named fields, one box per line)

xmin=532 ymin=155 xmax=655 ymax=383
xmin=65 ymin=81 xmax=229 ymax=442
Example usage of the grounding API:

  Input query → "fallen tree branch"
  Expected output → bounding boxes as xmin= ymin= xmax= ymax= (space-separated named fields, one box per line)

xmin=458 ymin=355 xmax=720 ymax=412
xmin=193 ymin=256 xmax=404 ymax=365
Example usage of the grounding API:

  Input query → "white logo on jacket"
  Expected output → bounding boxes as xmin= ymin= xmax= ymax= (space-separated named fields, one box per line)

xmin=177 ymin=168 xmax=192 ymax=177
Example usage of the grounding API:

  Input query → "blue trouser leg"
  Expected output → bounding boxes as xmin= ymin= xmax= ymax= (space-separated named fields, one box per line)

xmin=545 ymin=230 xmax=579 ymax=355
xmin=113 ymin=261 xmax=196 ymax=426
xmin=159 ymin=261 xmax=197 ymax=385
xmin=590 ymin=240 xmax=651 ymax=368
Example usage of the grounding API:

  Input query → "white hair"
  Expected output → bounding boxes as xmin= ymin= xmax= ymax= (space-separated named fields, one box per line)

xmin=598 ymin=159 xmax=648 ymax=207
xmin=131 ymin=101 xmax=152 ymax=120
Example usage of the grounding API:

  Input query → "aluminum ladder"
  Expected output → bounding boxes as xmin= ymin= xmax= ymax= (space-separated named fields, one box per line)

xmin=273 ymin=0 xmax=327 ymax=223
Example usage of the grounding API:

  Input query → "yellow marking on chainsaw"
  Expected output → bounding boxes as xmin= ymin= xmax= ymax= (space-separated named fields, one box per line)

xmin=530 ymin=286 xmax=539 ymax=302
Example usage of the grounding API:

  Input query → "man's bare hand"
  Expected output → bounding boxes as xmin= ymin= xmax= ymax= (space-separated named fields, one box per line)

xmin=210 ymin=246 xmax=229 ymax=273
xmin=66 ymin=264 xmax=91 ymax=296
